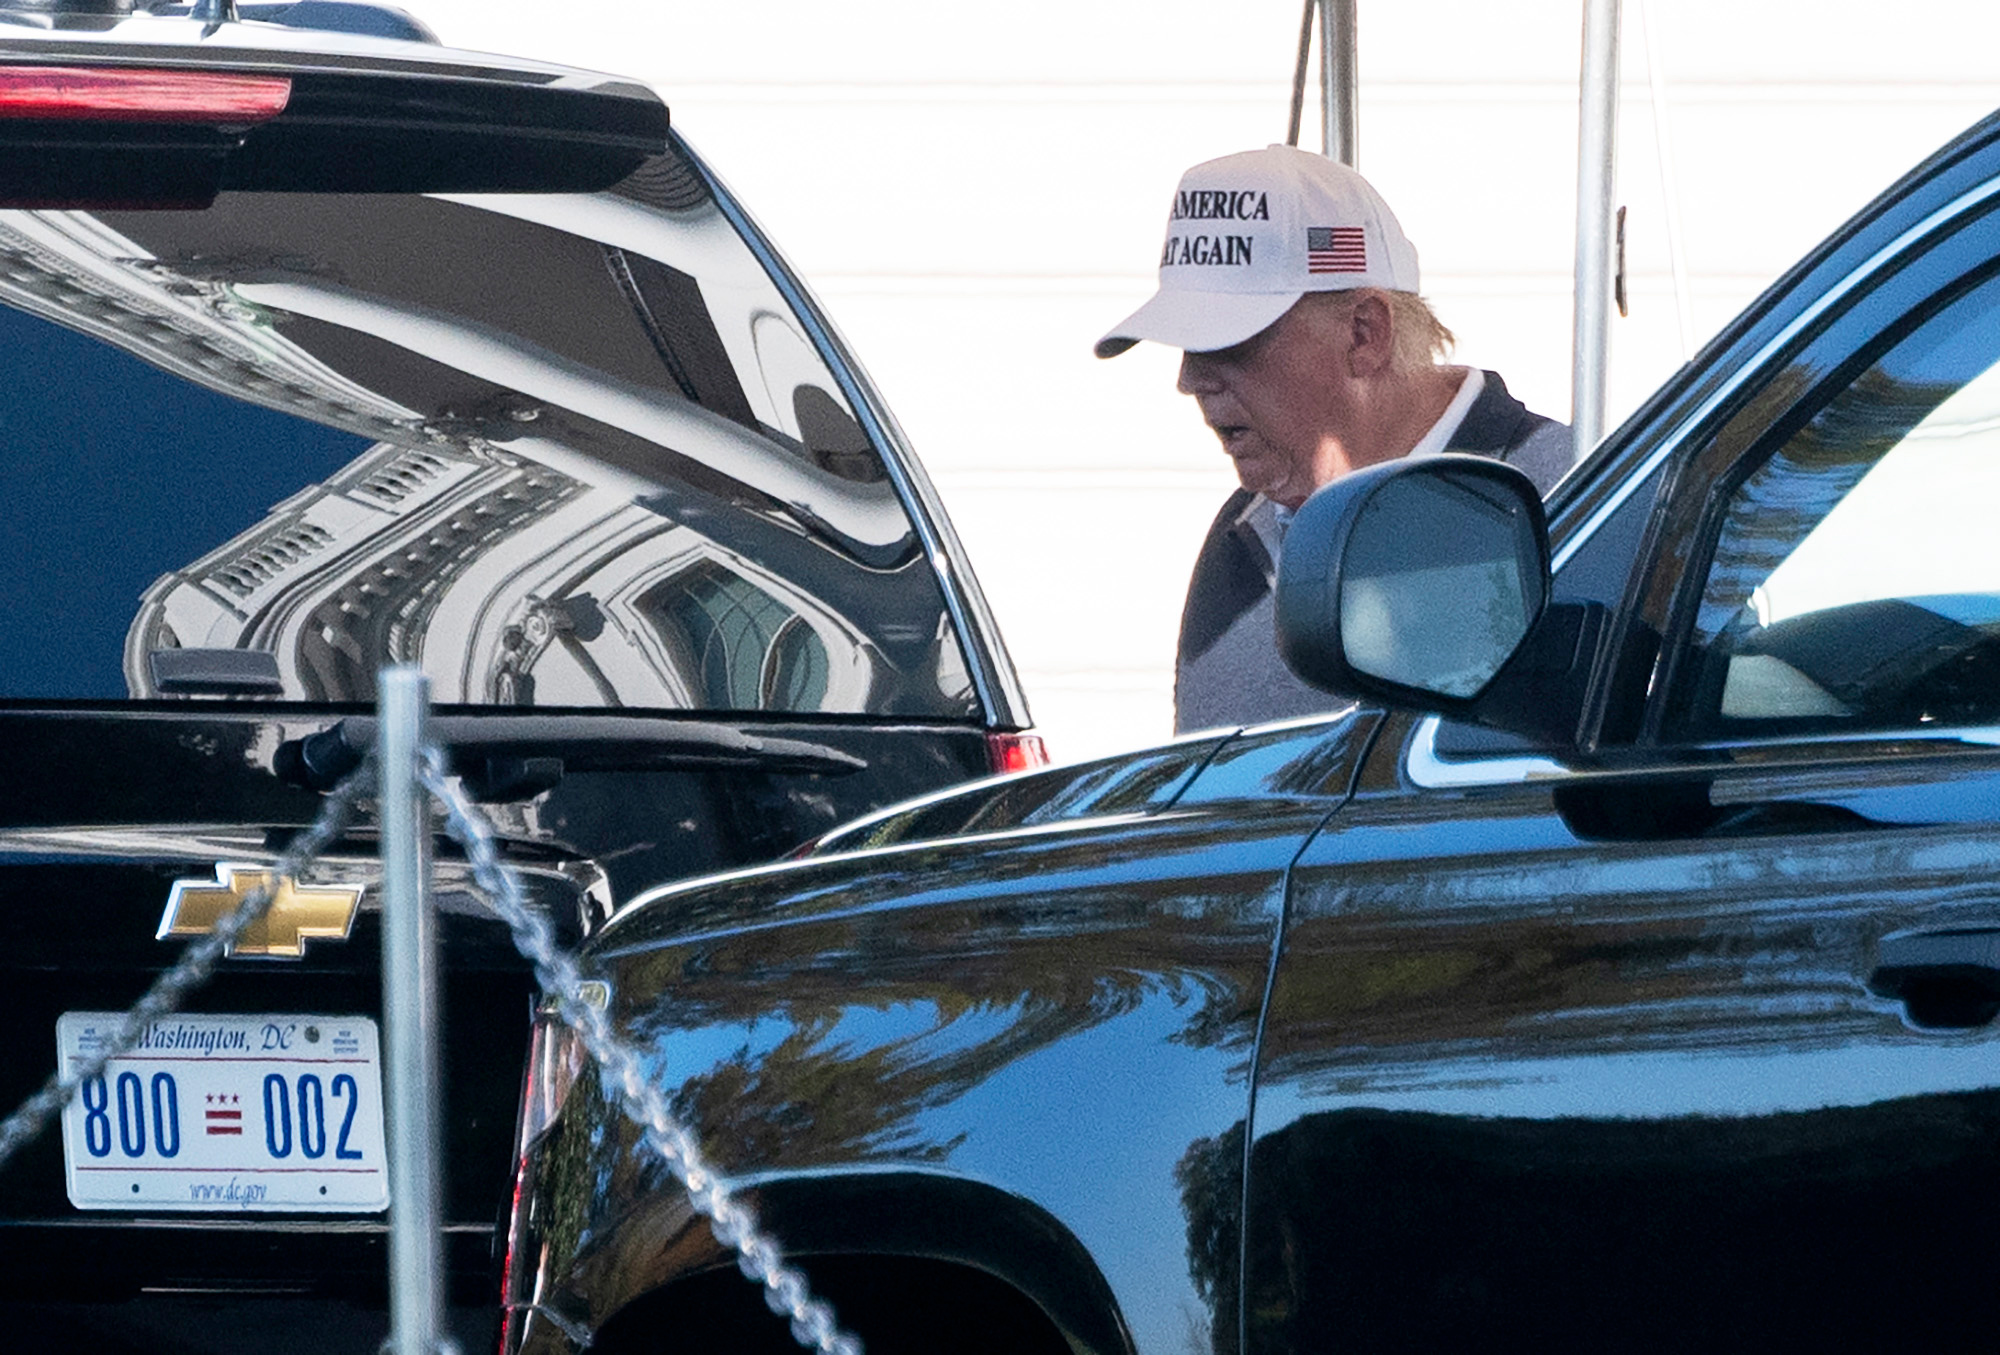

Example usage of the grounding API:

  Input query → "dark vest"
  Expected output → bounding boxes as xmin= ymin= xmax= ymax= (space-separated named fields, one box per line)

xmin=1175 ymin=370 xmax=1569 ymax=730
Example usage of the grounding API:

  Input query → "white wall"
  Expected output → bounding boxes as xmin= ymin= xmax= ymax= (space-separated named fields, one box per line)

xmin=412 ymin=0 xmax=2000 ymax=762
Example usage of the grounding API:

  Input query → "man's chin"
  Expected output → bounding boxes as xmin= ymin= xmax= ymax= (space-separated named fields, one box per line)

xmin=1229 ymin=462 xmax=1293 ymax=503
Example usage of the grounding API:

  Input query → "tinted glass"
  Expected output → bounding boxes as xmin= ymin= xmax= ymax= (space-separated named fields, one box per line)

xmin=0 ymin=147 xmax=976 ymax=716
xmin=1675 ymin=267 xmax=2000 ymax=738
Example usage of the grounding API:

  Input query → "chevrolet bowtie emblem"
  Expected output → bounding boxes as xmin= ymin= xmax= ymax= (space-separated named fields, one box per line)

xmin=157 ymin=864 xmax=364 ymax=959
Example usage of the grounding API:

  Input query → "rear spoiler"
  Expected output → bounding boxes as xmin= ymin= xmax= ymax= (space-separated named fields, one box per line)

xmin=0 ymin=39 xmax=668 ymax=205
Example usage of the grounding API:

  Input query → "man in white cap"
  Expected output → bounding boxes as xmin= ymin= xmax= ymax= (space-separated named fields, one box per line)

xmin=1097 ymin=144 xmax=1571 ymax=733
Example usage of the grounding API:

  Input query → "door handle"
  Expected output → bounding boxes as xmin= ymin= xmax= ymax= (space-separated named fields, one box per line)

xmin=1868 ymin=929 xmax=2000 ymax=1029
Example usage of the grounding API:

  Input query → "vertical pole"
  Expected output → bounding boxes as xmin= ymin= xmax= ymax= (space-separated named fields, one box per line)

xmin=1573 ymin=0 xmax=1623 ymax=460
xmin=380 ymin=666 xmax=446 ymax=1355
xmin=1320 ymin=0 xmax=1358 ymax=168
xmin=1286 ymin=0 xmax=1314 ymax=149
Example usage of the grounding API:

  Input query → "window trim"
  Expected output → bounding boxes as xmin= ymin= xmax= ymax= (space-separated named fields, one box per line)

xmin=1651 ymin=250 xmax=2000 ymax=747
xmin=1409 ymin=707 xmax=2000 ymax=792
xmin=1555 ymin=175 xmax=2000 ymax=576
xmin=1411 ymin=171 xmax=2000 ymax=791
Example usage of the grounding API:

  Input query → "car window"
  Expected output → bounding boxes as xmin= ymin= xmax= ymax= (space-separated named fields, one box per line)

xmin=0 ymin=145 xmax=978 ymax=717
xmin=1669 ymin=265 xmax=2000 ymax=740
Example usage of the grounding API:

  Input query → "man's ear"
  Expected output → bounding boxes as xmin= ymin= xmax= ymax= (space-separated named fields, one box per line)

xmin=1344 ymin=291 xmax=1396 ymax=377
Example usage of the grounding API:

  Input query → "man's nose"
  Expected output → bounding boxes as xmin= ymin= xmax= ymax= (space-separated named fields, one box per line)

xmin=1177 ymin=351 xmax=1223 ymax=395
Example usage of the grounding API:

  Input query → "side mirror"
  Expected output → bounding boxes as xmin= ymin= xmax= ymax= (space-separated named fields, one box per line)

xmin=1276 ymin=455 xmax=1551 ymax=714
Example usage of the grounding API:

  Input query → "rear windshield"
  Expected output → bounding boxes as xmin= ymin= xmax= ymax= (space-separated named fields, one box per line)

xmin=0 ymin=145 xmax=977 ymax=717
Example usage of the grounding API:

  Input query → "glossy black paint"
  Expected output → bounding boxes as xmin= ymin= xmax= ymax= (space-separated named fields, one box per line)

xmin=0 ymin=31 xmax=669 ymax=205
xmin=1252 ymin=715 xmax=2000 ymax=1352
xmin=502 ymin=104 xmax=2000 ymax=1355
xmin=0 ymin=14 xmax=1033 ymax=1353
xmin=508 ymin=715 xmax=1378 ymax=1355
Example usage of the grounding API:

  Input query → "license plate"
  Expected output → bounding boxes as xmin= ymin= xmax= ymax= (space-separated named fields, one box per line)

xmin=57 ymin=1013 xmax=389 ymax=1213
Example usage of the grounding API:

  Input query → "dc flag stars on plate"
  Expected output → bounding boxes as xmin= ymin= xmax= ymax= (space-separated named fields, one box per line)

xmin=205 ymin=1093 xmax=243 ymax=1137
xmin=1308 ymin=226 xmax=1366 ymax=273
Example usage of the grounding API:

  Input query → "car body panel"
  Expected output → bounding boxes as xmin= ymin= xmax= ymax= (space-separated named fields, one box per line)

xmin=1250 ymin=714 xmax=2000 ymax=1352
xmin=509 ymin=712 xmax=1381 ymax=1354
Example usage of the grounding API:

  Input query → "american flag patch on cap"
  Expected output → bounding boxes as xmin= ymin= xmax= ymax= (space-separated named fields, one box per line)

xmin=1307 ymin=226 xmax=1367 ymax=274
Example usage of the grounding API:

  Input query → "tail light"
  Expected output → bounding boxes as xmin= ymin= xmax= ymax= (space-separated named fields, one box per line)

xmin=0 ymin=66 xmax=292 ymax=123
xmin=501 ymin=993 xmax=601 ymax=1353
xmin=498 ymin=1152 xmax=533 ymax=1355
xmin=514 ymin=1005 xmax=588 ymax=1155
xmin=986 ymin=731 xmax=1049 ymax=774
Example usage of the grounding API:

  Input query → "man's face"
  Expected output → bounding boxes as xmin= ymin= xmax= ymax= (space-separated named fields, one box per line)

xmin=1176 ymin=294 xmax=1359 ymax=509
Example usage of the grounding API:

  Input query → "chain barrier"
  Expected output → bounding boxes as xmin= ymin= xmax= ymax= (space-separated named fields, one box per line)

xmin=419 ymin=750 xmax=862 ymax=1355
xmin=0 ymin=764 xmax=375 ymax=1173
xmin=0 ymin=741 xmax=859 ymax=1354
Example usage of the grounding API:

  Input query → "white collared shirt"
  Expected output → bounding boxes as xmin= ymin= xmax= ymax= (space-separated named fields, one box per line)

xmin=1404 ymin=365 xmax=1484 ymax=462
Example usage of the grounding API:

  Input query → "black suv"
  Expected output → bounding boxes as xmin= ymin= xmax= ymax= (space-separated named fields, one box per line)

xmin=502 ymin=96 xmax=2000 ymax=1355
xmin=0 ymin=4 xmax=1037 ymax=1351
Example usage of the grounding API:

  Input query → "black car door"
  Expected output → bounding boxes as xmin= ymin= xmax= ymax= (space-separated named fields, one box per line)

xmin=1245 ymin=168 xmax=2000 ymax=1353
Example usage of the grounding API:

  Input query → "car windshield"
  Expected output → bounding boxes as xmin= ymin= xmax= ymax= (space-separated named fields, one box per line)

xmin=0 ymin=142 xmax=977 ymax=717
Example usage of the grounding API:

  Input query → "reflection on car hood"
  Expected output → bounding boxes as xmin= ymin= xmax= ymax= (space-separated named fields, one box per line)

xmin=599 ymin=707 xmax=1371 ymax=950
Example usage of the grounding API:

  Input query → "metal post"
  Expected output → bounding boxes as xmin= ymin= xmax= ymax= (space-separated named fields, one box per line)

xmin=1319 ymin=0 xmax=1358 ymax=168
xmin=1572 ymin=0 xmax=1623 ymax=460
xmin=380 ymin=667 xmax=447 ymax=1355
xmin=1286 ymin=0 xmax=1314 ymax=148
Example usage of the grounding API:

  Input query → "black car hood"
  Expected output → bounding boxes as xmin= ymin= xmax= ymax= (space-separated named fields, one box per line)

xmin=591 ymin=708 xmax=1373 ymax=957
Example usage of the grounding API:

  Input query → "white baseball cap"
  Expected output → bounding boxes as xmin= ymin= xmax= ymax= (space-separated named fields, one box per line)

xmin=1095 ymin=144 xmax=1421 ymax=358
